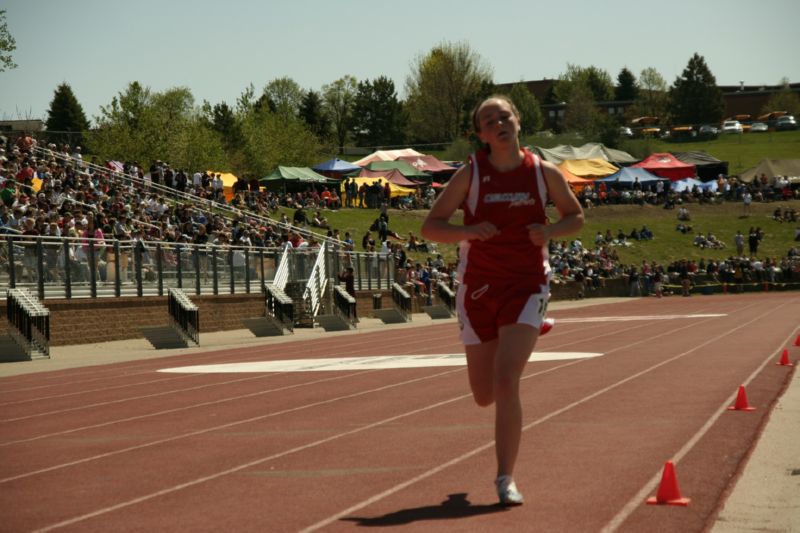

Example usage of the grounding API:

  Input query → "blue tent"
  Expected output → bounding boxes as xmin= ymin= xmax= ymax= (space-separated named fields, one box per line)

xmin=312 ymin=158 xmax=361 ymax=174
xmin=595 ymin=167 xmax=668 ymax=187
xmin=672 ymin=178 xmax=718 ymax=193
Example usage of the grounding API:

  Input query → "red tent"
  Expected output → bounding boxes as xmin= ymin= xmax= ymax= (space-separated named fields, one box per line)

xmin=632 ymin=153 xmax=696 ymax=181
xmin=357 ymin=168 xmax=420 ymax=187
xmin=397 ymin=155 xmax=456 ymax=174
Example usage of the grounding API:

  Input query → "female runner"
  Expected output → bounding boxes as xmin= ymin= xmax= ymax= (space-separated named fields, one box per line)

xmin=421 ymin=95 xmax=584 ymax=505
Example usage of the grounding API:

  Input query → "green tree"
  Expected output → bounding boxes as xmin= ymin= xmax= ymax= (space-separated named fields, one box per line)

xmin=45 ymin=83 xmax=90 ymax=147
xmin=405 ymin=41 xmax=493 ymax=142
xmin=299 ymin=89 xmax=331 ymax=139
xmin=554 ymin=64 xmax=614 ymax=103
xmin=669 ymin=53 xmax=724 ymax=125
xmin=351 ymin=76 xmax=405 ymax=147
xmin=760 ymin=78 xmax=800 ymax=118
xmin=562 ymin=83 xmax=602 ymax=137
xmin=507 ymin=83 xmax=543 ymax=134
xmin=0 ymin=9 xmax=17 ymax=72
xmin=240 ymin=108 xmax=320 ymax=175
xmin=263 ymin=77 xmax=304 ymax=120
xmin=615 ymin=67 xmax=638 ymax=101
xmin=322 ymin=75 xmax=358 ymax=153
xmin=88 ymin=83 xmax=228 ymax=171
xmin=630 ymin=67 xmax=668 ymax=122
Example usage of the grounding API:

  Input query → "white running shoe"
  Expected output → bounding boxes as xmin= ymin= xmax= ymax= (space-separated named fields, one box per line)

xmin=496 ymin=475 xmax=524 ymax=506
xmin=540 ymin=317 xmax=555 ymax=336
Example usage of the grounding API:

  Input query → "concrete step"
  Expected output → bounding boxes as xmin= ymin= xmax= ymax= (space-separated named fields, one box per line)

xmin=242 ymin=316 xmax=291 ymax=337
xmin=315 ymin=314 xmax=356 ymax=332
xmin=372 ymin=308 xmax=411 ymax=324
xmin=140 ymin=325 xmax=195 ymax=350
xmin=0 ymin=332 xmax=48 ymax=362
xmin=423 ymin=304 xmax=454 ymax=319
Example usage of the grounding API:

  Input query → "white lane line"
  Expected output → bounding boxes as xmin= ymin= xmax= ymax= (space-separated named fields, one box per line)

xmin=158 ymin=352 xmax=604 ymax=374
xmin=30 ymin=303 xmax=760 ymax=531
xmin=556 ymin=314 xmax=726 ymax=323
xmin=599 ymin=327 xmax=800 ymax=533
xmin=300 ymin=303 xmax=782 ymax=531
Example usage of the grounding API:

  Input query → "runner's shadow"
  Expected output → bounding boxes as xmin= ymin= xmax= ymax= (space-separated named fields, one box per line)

xmin=341 ymin=493 xmax=508 ymax=527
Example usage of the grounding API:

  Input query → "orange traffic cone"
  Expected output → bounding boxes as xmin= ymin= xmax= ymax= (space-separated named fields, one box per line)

xmin=646 ymin=461 xmax=690 ymax=506
xmin=794 ymin=334 xmax=800 ymax=347
xmin=728 ymin=385 xmax=756 ymax=411
xmin=777 ymin=349 xmax=794 ymax=367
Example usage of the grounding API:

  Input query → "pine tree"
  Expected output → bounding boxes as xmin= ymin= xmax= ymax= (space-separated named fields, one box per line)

xmin=45 ymin=83 xmax=90 ymax=147
xmin=615 ymin=68 xmax=638 ymax=101
xmin=668 ymin=53 xmax=725 ymax=125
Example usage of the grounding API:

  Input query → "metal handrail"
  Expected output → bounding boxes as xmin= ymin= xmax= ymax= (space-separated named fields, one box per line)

xmin=302 ymin=243 xmax=328 ymax=318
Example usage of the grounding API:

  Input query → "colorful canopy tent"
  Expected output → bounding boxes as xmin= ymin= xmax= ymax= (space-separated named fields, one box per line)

xmin=356 ymin=168 xmax=420 ymax=187
xmin=672 ymin=178 xmax=718 ymax=193
xmin=739 ymin=159 xmax=800 ymax=184
xmin=340 ymin=176 xmax=415 ymax=199
xmin=259 ymin=167 xmax=338 ymax=191
xmin=631 ymin=153 xmax=696 ymax=181
xmin=558 ymin=158 xmax=618 ymax=179
xmin=208 ymin=171 xmax=241 ymax=201
xmin=312 ymin=158 xmax=362 ymax=175
xmin=531 ymin=143 xmax=638 ymax=165
xmin=559 ymin=167 xmax=595 ymax=190
xmin=352 ymin=148 xmax=425 ymax=167
xmin=670 ymin=151 xmax=729 ymax=181
xmin=363 ymin=160 xmax=431 ymax=179
xmin=595 ymin=167 xmax=669 ymax=188
xmin=396 ymin=155 xmax=457 ymax=174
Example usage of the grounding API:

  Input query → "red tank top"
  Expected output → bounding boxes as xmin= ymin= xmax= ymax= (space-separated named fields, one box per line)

xmin=458 ymin=148 xmax=550 ymax=284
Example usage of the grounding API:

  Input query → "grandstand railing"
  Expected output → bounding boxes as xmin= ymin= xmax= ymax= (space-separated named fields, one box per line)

xmin=390 ymin=282 xmax=413 ymax=322
xmin=264 ymin=284 xmax=294 ymax=332
xmin=272 ymin=243 xmax=292 ymax=291
xmin=168 ymin=288 xmax=199 ymax=346
xmin=302 ymin=243 xmax=328 ymax=319
xmin=332 ymin=285 xmax=358 ymax=326
xmin=6 ymin=287 xmax=50 ymax=358
xmin=436 ymin=281 xmax=456 ymax=313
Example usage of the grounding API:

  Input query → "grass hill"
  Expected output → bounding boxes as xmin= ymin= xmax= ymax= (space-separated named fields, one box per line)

xmin=280 ymin=200 xmax=799 ymax=267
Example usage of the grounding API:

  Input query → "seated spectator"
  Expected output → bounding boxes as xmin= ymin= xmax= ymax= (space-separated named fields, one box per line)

xmin=677 ymin=206 xmax=690 ymax=221
xmin=311 ymin=210 xmax=329 ymax=228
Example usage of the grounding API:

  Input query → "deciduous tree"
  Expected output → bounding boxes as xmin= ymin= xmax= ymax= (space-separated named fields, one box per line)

xmin=322 ymin=75 xmax=358 ymax=153
xmin=405 ymin=41 xmax=493 ymax=142
xmin=0 ymin=9 xmax=16 ymax=72
xmin=507 ymin=83 xmax=543 ymax=135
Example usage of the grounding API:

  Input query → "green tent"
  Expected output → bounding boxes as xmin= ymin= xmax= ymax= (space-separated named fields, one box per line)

xmin=259 ymin=166 xmax=339 ymax=190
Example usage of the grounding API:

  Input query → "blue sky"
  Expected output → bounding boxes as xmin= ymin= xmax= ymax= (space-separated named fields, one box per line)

xmin=2 ymin=0 xmax=799 ymax=123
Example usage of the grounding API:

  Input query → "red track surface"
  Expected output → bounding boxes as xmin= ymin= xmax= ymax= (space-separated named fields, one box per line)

xmin=1 ymin=293 xmax=798 ymax=532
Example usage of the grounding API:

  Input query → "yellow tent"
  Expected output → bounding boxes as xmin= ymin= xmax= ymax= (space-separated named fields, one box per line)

xmin=341 ymin=176 xmax=416 ymax=205
xmin=558 ymin=159 xmax=618 ymax=179
xmin=208 ymin=171 xmax=242 ymax=201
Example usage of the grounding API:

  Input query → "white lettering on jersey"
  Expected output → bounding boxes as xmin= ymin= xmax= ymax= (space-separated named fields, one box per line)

xmin=483 ymin=192 xmax=535 ymax=207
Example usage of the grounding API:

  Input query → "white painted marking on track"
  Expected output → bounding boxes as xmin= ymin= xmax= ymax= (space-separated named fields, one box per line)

xmin=557 ymin=313 xmax=726 ymax=323
xmin=158 ymin=352 xmax=604 ymax=374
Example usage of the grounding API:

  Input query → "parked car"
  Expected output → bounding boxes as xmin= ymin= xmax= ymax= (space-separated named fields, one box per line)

xmin=750 ymin=122 xmax=769 ymax=133
xmin=721 ymin=120 xmax=743 ymax=134
xmin=698 ymin=124 xmax=719 ymax=136
xmin=775 ymin=115 xmax=797 ymax=131
xmin=619 ymin=126 xmax=633 ymax=138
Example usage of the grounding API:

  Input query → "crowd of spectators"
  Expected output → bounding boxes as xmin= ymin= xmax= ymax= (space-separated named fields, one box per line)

xmin=1 ymin=132 xmax=799 ymax=297
xmin=576 ymin=172 xmax=800 ymax=210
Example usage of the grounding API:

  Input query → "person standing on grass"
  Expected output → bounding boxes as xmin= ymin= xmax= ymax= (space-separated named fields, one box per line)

xmin=421 ymin=95 xmax=584 ymax=506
